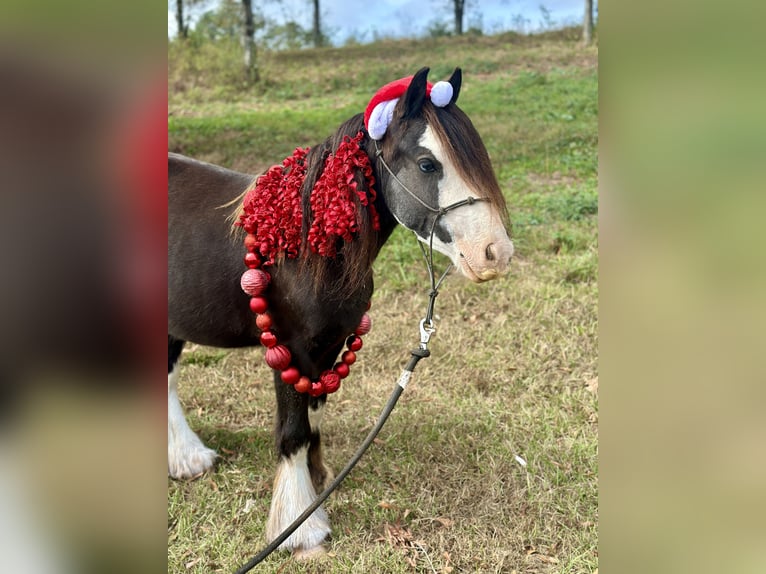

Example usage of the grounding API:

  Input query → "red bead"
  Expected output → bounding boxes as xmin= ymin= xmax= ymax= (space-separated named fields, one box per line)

xmin=294 ymin=376 xmax=311 ymax=394
xmin=241 ymin=269 xmax=270 ymax=296
xmin=346 ymin=335 xmax=363 ymax=352
xmin=321 ymin=370 xmax=341 ymax=393
xmin=341 ymin=350 xmax=356 ymax=365
xmin=281 ymin=367 xmax=300 ymax=385
xmin=249 ymin=296 xmax=268 ymax=314
xmin=334 ymin=362 xmax=350 ymax=378
xmin=260 ymin=331 xmax=277 ymax=348
xmin=366 ymin=300 xmax=372 ymax=311
xmin=244 ymin=233 xmax=258 ymax=251
xmin=244 ymin=222 xmax=255 ymax=234
xmin=355 ymin=313 xmax=372 ymax=335
xmin=308 ymin=382 xmax=325 ymax=397
xmin=265 ymin=345 xmax=291 ymax=370
xmin=255 ymin=313 xmax=272 ymax=331
xmin=244 ymin=252 xmax=260 ymax=268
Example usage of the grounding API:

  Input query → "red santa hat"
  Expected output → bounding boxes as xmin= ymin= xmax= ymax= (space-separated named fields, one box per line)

xmin=364 ymin=75 xmax=453 ymax=140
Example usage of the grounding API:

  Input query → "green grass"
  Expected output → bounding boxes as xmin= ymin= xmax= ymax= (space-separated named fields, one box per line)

xmin=168 ymin=29 xmax=597 ymax=574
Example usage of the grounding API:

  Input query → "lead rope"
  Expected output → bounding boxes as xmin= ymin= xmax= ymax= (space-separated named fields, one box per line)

xmin=234 ymin=142 xmax=482 ymax=573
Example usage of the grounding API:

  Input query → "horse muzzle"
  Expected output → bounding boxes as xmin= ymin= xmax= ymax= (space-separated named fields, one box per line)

xmin=456 ymin=237 xmax=514 ymax=282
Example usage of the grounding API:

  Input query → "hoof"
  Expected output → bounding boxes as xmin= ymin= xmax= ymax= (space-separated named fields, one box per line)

xmin=168 ymin=444 xmax=218 ymax=480
xmin=293 ymin=545 xmax=327 ymax=561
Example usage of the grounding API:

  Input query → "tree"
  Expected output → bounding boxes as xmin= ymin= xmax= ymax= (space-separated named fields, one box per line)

xmin=435 ymin=0 xmax=470 ymax=36
xmin=172 ymin=0 xmax=208 ymax=40
xmin=453 ymin=0 xmax=465 ymax=35
xmin=312 ymin=0 xmax=322 ymax=47
xmin=241 ymin=0 xmax=259 ymax=82
xmin=261 ymin=20 xmax=312 ymax=50
xmin=583 ymin=0 xmax=594 ymax=45
xmin=175 ymin=0 xmax=188 ymax=39
xmin=195 ymin=0 xmax=241 ymax=41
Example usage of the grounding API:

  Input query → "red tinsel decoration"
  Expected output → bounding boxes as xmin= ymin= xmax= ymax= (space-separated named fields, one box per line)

xmin=237 ymin=146 xmax=308 ymax=266
xmin=236 ymin=130 xmax=379 ymax=265
xmin=308 ymin=132 xmax=381 ymax=257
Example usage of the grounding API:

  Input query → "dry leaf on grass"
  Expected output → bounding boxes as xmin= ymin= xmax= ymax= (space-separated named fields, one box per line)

xmin=525 ymin=545 xmax=560 ymax=564
xmin=375 ymin=522 xmax=414 ymax=548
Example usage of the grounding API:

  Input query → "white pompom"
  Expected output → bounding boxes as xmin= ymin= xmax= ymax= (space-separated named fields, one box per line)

xmin=430 ymin=81 xmax=453 ymax=107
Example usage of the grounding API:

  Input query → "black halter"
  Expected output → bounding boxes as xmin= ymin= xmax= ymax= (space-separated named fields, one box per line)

xmin=373 ymin=139 xmax=485 ymax=217
xmin=373 ymin=139 xmax=487 ymax=326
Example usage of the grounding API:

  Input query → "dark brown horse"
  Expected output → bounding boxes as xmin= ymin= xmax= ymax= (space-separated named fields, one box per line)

xmin=168 ymin=67 xmax=513 ymax=558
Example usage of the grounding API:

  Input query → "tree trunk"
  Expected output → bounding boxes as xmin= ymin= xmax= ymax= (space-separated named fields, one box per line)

xmin=241 ymin=0 xmax=259 ymax=83
xmin=454 ymin=0 xmax=464 ymax=35
xmin=313 ymin=0 xmax=322 ymax=47
xmin=583 ymin=0 xmax=594 ymax=45
xmin=176 ymin=0 xmax=187 ymax=39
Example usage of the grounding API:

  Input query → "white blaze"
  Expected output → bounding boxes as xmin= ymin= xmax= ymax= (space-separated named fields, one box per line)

xmin=417 ymin=125 xmax=513 ymax=280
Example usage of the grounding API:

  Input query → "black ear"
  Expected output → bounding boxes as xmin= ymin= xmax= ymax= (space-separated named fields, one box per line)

xmin=401 ymin=67 xmax=430 ymax=119
xmin=448 ymin=67 xmax=462 ymax=104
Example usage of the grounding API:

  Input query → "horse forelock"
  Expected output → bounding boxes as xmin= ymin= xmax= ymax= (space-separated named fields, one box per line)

xmin=424 ymin=103 xmax=509 ymax=229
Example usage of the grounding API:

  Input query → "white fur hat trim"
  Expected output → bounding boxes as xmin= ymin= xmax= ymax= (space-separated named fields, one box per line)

xmin=368 ymin=98 xmax=400 ymax=141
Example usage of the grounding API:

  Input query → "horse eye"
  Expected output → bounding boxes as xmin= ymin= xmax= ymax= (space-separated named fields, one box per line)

xmin=418 ymin=159 xmax=436 ymax=173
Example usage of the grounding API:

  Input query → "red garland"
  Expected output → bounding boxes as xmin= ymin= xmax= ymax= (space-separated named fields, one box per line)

xmin=238 ymin=146 xmax=308 ymax=265
xmin=238 ymin=131 xmax=380 ymax=265
xmin=235 ymin=131 xmax=378 ymax=395
xmin=308 ymin=132 xmax=381 ymax=257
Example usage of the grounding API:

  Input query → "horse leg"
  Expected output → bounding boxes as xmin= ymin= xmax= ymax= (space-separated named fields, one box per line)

xmin=308 ymin=395 xmax=335 ymax=493
xmin=167 ymin=335 xmax=218 ymax=479
xmin=266 ymin=376 xmax=331 ymax=557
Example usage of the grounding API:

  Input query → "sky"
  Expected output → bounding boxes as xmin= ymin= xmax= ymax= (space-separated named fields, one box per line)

xmin=168 ymin=0 xmax=594 ymax=44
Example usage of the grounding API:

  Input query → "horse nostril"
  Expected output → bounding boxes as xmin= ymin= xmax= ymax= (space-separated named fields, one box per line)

xmin=485 ymin=243 xmax=496 ymax=261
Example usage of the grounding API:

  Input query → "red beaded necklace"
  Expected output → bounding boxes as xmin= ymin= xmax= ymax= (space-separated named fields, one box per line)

xmin=236 ymin=131 xmax=378 ymax=396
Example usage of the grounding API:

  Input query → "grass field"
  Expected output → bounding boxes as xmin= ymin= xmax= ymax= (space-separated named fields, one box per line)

xmin=168 ymin=28 xmax=598 ymax=574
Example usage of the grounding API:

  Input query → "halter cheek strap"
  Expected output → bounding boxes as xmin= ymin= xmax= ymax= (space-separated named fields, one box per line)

xmin=372 ymin=139 xmax=486 ymax=216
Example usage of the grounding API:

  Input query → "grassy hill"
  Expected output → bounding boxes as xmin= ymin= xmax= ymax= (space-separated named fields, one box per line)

xmin=168 ymin=29 xmax=598 ymax=574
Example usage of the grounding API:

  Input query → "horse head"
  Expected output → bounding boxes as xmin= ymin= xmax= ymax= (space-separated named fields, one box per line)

xmin=370 ymin=67 xmax=514 ymax=282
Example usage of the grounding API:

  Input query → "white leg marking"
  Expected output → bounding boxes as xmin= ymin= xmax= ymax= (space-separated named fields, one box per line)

xmin=266 ymin=446 xmax=330 ymax=552
xmin=167 ymin=368 xmax=218 ymax=479
xmin=308 ymin=402 xmax=324 ymax=434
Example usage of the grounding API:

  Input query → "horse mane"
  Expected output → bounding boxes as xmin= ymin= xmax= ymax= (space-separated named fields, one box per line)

xmin=297 ymin=113 xmax=380 ymax=296
xmin=228 ymin=113 xmax=380 ymax=299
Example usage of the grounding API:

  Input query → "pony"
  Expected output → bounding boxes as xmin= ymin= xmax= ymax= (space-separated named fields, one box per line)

xmin=168 ymin=67 xmax=514 ymax=558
